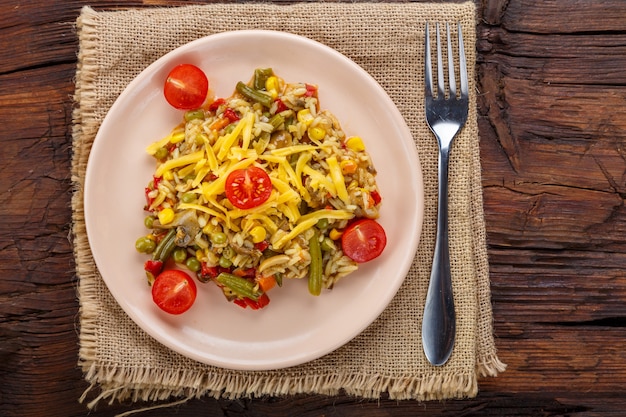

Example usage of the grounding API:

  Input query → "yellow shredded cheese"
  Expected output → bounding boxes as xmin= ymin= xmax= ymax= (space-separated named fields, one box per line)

xmin=145 ymin=132 xmax=175 ymax=155
xmin=155 ymin=150 xmax=204 ymax=177
xmin=270 ymin=144 xmax=318 ymax=157
xmin=215 ymin=114 xmax=251 ymax=160
xmin=302 ymin=165 xmax=336 ymax=196
xmin=271 ymin=208 xmax=354 ymax=250
xmin=240 ymin=112 xmax=255 ymax=150
xmin=327 ymin=156 xmax=350 ymax=205
xmin=298 ymin=208 xmax=354 ymax=224
xmin=178 ymin=203 xmax=235 ymax=229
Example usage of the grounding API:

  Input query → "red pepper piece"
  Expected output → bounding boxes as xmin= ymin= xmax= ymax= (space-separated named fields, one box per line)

xmin=233 ymin=294 xmax=270 ymax=310
xmin=371 ymin=190 xmax=382 ymax=205
xmin=274 ymin=98 xmax=288 ymax=113
xmin=208 ymin=98 xmax=226 ymax=112
xmin=233 ymin=298 xmax=248 ymax=309
xmin=304 ymin=83 xmax=317 ymax=97
xmin=144 ymin=259 xmax=164 ymax=284
xmin=254 ymin=240 xmax=270 ymax=252
xmin=200 ymin=264 xmax=219 ymax=279
xmin=254 ymin=293 xmax=271 ymax=309
xmin=243 ymin=293 xmax=270 ymax=310
xmin=144 ymin=187 xmax=155 ymax=208
xmin=223 ymin=107 xmax=240 ymax=122
xmin=199 ymin=263 xmax=231 ymax=281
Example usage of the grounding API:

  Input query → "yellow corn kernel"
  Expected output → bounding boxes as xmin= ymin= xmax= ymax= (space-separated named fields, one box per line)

xmin=249 ymin=225 xmax=267 ymax=243
xmin=265 ymin=76 xmax=279 ymax=98
xmin=297 ymin=109 xmax=314 ymax=127
xmin=162 ymin=170 xmax=174 ymax=181
xmin=329 ymin=228 xmax=343 ymax=240
xmin=340 ymin=159 xmax=358 ymax=175
xmin=158 ymin=208 xmax=175 ymax=225
xmin=345 ymin=136 xmax=365 ymax=152
xmin=307 ymin=126 xmax=326 ymax=141
xmin=202 ymin=224 xmax=214 ymax=235
xmin=170 ymin=131 xmax=185 ymax=144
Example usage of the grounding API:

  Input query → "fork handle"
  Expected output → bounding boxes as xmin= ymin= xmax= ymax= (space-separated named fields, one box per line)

xmin=422 ymin=145 xmax=456 ymax=366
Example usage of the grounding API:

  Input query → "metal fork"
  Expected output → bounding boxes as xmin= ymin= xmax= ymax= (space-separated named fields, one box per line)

xmin=422 ymin=22 xmax=468 ymax=366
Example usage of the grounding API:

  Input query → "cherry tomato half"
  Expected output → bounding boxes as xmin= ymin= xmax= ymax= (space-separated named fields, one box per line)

xmin=341 ymin=219 xmax=387 ymax=263
xmin=224 ymin=166 xmax=272 ymax=210
xmin=163 ymin=64 xmax=209 ymax=110
xmin=151 ymin=269 xmax=197 ymax=315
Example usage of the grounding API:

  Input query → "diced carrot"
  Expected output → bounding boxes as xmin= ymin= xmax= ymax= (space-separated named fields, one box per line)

xmin=209 ymin=117 xmax=231 ymax=131
xmin=256 ymin=275 xmax=277 ymax=292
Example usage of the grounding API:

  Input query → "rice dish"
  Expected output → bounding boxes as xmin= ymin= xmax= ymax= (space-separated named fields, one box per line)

xmin=138 ymin=67 xmax=383 ymax=309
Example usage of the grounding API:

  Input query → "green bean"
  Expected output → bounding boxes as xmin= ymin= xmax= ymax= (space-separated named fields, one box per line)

xmin=274 ymin=272 xmax=283 ymax=287
xmin=308 ymin=229 xmax=323 ymax=296
xmin=216 ymin=273 xmax=260 ymax=300
xmin=153 ymin=228 xmax=177 ymax=262
xmin=253 ymin=68 xmax=274 ymax=90
xmin=185 ymin=257 xmax=201 ymax=272
xmin=184 ymin=109 xmax=205 ymax=122
xmin=268 ymin=114 xmax=284 ymax=131
xmin=172 ymin=247 xmax=188 ymax=263
xmin=236 ymin=81 xmax=273 ymax=108
xmin=135 ymin=236 xmax=156 ymax=254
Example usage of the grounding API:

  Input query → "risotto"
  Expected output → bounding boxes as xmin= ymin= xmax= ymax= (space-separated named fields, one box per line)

xmin=137 ymin=67 xmax=385 ymax=310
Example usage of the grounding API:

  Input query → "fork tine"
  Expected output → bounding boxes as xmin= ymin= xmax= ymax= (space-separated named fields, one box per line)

xmin=436 ymin=23 xmax=444 ymax=99
xmin=446 ymin=23 xmax=457 ymax=99
xmin=424 ymin=22 xmax=433 ymax=98
xmin=458 ymin=22 xmax=468 ymax=99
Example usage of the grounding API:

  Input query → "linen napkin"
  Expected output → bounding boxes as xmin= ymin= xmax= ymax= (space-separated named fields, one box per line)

xmin=72 ymin=1 xmax=505 ymax=408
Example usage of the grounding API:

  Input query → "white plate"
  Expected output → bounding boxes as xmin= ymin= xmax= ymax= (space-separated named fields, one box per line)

xmin=85 ymin=30 xmax=423 ymax=370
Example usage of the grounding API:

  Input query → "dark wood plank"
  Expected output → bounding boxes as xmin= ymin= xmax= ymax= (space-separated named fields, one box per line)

xmin=2 ymin=0 xmax=626 ymax=416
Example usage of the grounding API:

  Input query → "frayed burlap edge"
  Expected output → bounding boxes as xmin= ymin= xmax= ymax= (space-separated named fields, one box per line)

xmin=71 ymin=3 xmax=505 ymax=410
xmin=72 ymin=5 xmax=101 ymax=388
xmin=78 ymin=362 xmax=478 ymax=408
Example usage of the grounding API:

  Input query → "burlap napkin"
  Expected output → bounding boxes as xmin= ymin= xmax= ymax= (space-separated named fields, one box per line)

xmin=72 ymin=1 xmax=505 ymax=409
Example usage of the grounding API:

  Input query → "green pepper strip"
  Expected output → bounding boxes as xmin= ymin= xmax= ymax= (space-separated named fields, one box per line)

xmin=153 ymin=228 xmax=177 ymax=263
xmin=253 ymin=67 xmax=274 ymax=91
xmin=268 ymin=114 xmax=284 ymax=131
xmin=308 ymin=229 xmax=323 ymax=296
xmin=236 ymin=82 xmax=273 ymax=108
xmin=216 ymin=272 xmax=260 ymax=300
xmin=274 ymin=272 xmax=283 ymax=287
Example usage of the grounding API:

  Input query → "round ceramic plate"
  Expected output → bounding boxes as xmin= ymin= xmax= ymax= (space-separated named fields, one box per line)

xmin=84 ymin=30 xmax=423 ymax=370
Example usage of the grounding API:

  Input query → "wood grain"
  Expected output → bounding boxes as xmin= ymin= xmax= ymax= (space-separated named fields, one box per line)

xmin=1 ymin=0 xmax=625 ymax=416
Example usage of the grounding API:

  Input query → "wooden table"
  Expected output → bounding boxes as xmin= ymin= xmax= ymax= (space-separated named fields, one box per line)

xmin=2 ymin=1 xmax=625 ymax=416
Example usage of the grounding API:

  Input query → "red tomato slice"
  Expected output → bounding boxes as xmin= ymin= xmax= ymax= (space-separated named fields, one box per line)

xmin=163 ymin=64 xmax=208 ymax=110
xmin=224 ymin=167 xmax=272 ymax=209
xmin=341 ymin=219 xmax=387 ymax=263
xmin=151 ymin=269 xmax=197 ymax=315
